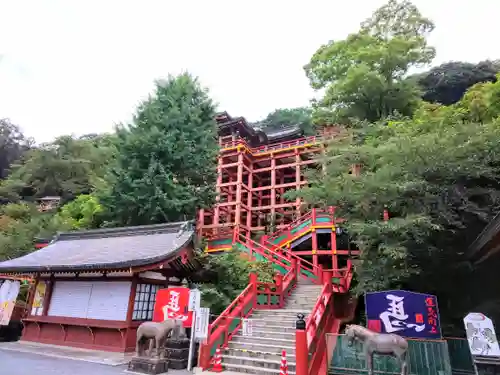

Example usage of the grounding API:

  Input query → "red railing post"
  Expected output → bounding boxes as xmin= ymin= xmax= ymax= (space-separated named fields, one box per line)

xmin=317 ymin=264 xmax=324 ymax=284
xmin=312 ymin=207 xmax=317 ymax=226
xmin=275 ymin=273 xmax=284 ymax=307
xmin=292 ymin=258 xmax=299 ymax=279
xmin=249 ymin=272 xmax=258 ymax=308
xmin=295 ymin=314 xmax=309 ymax=375
xmin=322 ymin=269 xmax=333 ymax=292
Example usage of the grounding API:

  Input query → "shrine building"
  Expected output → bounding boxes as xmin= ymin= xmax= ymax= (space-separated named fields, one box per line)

xmin=0 ymin=221 xmax=197 ymax=352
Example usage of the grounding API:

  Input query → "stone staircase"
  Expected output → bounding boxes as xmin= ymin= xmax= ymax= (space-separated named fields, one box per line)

xmin=221 ymin=283 xmax=323 ymax=375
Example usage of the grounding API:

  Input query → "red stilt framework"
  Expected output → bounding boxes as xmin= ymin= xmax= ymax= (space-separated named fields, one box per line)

xmin=197 ymin=112 xmax=360 ymax=265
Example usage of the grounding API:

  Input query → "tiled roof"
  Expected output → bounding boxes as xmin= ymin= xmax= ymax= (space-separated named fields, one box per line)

xmin=0 ymin=221 xmax=194 ymax=273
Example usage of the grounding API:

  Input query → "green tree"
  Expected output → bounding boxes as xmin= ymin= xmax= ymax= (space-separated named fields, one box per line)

xmin=0 ymin=202 xmax=71 ymax=260
xmin=258 ymin=107 xmax=314 ymax=135
xmin=288 ymin=94 xmax=500 ymax=333
xmin=0 ymin=134 xmax=116 ymax=202
xmin=305 ymin=0 xmax=435 ymax=124
xmin=55 ymin=194 xmax=104 ymax=230
xmin=99 ymin=73 xmax=218 ymax=226
xmin=194 ymin=250 xmax=275 ymax=315
xmin=412 ymin=61 xmax=499 ymax=105
xmin=0 ymin=119 xmax=32 ymax=181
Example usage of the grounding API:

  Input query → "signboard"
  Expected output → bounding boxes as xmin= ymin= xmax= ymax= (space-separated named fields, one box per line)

xmin=464 ymin=312 xmax=500 ymax=357
xmin=365 ymin=290 xmax=441 ymax=339
xmin=242 ymin=318 xmax=254 ymax=337
xmin=0 ymin=280 xmax=20 ymax=326
xmin=153 ymin=287 xmax=193 ymax=328
xmin=31 ymin=281 xmax=46 ymax=316
xmin=194 ymin=307 xmax=210 ymax=341
xmin=188 ymin=289 xmax=201 ymax=312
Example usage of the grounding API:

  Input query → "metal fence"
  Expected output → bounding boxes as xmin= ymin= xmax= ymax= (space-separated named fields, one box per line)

xmin=446 ymin=338 xmax=476 ymax=375
xmin=328 ymin=334 xmax=453 ymax=375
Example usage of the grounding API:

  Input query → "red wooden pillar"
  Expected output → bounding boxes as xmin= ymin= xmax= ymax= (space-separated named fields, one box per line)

xmin=295 ymin=314 xmax=309 ymax=375
xmin=270 ymin=155 xmax=276 ymax=222
xmin=257 ymin=182 xmax=262 ymax=227
xmin=312 ymin=228 xmax=318 ymax=268
xmin=295 ymin=150 xmax=302 ymax=221
xmin=234 ymin=148 xmax=244 ymax=228
xmin=331 ymin=226 xmax=338 ymax=270
xmin=246 ymin=163 xmax=253 ymax=232
xmin=213 ymin=156 xmax=223 ymax=228
xmin=41 ymin=276 xmax=54 ymax=316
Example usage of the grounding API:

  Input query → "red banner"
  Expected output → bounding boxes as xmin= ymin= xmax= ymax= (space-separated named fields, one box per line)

xmin=153 ymin=287 xmax=193 ymax=328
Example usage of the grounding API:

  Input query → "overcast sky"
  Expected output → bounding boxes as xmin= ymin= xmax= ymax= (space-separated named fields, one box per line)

xmin=0 ymin=0 xmax=498 ymax=143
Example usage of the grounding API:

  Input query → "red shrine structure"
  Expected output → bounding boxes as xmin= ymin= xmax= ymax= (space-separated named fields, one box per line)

xmin=0 ymin=112 xmax=361 ymax=375
xmin=198 ymin=112 xmax=360 ymax=269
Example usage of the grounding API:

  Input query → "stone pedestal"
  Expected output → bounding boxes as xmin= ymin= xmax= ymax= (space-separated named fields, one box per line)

xmin=163 ymin=338 xmax=190 ymax=370
xmin=128 ymin=356 xmax=169 ymax=374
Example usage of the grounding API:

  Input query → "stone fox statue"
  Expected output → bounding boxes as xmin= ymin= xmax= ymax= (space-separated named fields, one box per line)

xmin=136 ymin=319 xmax=186 ymax=357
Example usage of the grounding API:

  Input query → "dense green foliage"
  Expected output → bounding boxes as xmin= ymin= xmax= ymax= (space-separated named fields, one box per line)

xmin=0 ymin=134 xmax=115 ymax=203
xmin=305 ymin=0 xmax=435 ymax=124
xmin=195 ymin=250 xmax=275 ymax=315
xmin=98 ymin=74 xmax=219 ymax=226
xmin=0 ymin=119 xmax=32 ymax=181
xmin=291 ymin=0 xmax=500 ymax=334
xmin=257 ymin=107 xmax=314 ymax=135
xmin=413 ymin=60 xmax=500 ymax=105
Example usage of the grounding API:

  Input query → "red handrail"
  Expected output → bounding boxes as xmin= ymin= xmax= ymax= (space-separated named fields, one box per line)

xmin=266 ymin=207 xmax=335 ymax=242
xmin=199 ymin=260 xmax=298 ymax=370
xmin=220 ymin=133 xmax=337 ymax=154
xmin=266 ymin=210 xmax=314 ymax=241
xmin=237 ymin=231 xmax=322 ymax=284
xmin=236 ymin=232 xmax=294 ymax=271
xmin=305 ymin=274 xmax=335 ymax=375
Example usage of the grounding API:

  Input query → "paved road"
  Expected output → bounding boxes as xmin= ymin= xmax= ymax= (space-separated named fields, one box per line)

xmin=0 ymin=350 xmax=127 ymax=375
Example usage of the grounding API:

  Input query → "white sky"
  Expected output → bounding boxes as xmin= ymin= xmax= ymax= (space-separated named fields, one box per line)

xmin=0 ymin=0 xmax=498 ymax=143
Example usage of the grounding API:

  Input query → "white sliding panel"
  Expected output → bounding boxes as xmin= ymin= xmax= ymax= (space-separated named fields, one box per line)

xmin=86 ymin=281 xmax=131 ymax=321
xmin=47 ymin=281 xmax=92 ymax=318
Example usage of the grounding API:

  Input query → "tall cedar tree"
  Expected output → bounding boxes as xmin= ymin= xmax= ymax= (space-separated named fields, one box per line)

xmin=100 ymin=74 xmax=218 ymax=226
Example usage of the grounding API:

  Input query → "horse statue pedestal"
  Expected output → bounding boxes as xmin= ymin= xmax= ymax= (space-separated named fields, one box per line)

xmin=163 ymin=338 xmax=190 ymax=370
xmin=128 ymin=356 xmax=169 ymax=375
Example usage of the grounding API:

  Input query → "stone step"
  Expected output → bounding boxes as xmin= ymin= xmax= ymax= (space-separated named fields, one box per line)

xmin=252 ymin=309 xmax=310 ymax=316
xmin=250 ymin=313 xmax=308 ymax=321
xmin=222 ymin=362 xmax=296 ymax=375
xmin=285 ymin=303 xmax=316 ymax=308
xmin=288 ymin=294 xmax=321 ymax=299
xmin=246 ymin=324 xmax=297 ymax=333
xmin=250 ymin=320 xmax=296 ymax=330
xmin=228 ymin=341 xmax=296 ymax=355
xmin=225 ymin=348 xmax=295 ymax=363
xmin=231 ymin=335 xmax=295 ymax=347
xmin=285 ymin=293 xmax=320 ymax=301
xmin=222 ymin=354 xmax=297 ymax=373
xmin=242 ymin=329 xmax=295 ymax=339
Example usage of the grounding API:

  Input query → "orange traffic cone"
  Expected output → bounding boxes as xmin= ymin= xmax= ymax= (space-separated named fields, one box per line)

xmin=280 ymin=349 xmax=288 ymax=375
xmin=212 ymin=345 xmax=223 ymax=373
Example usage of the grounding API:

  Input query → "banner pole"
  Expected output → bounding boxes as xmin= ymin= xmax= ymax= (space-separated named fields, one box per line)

xmin=187 ymin=309 xmax=197 ymax=371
